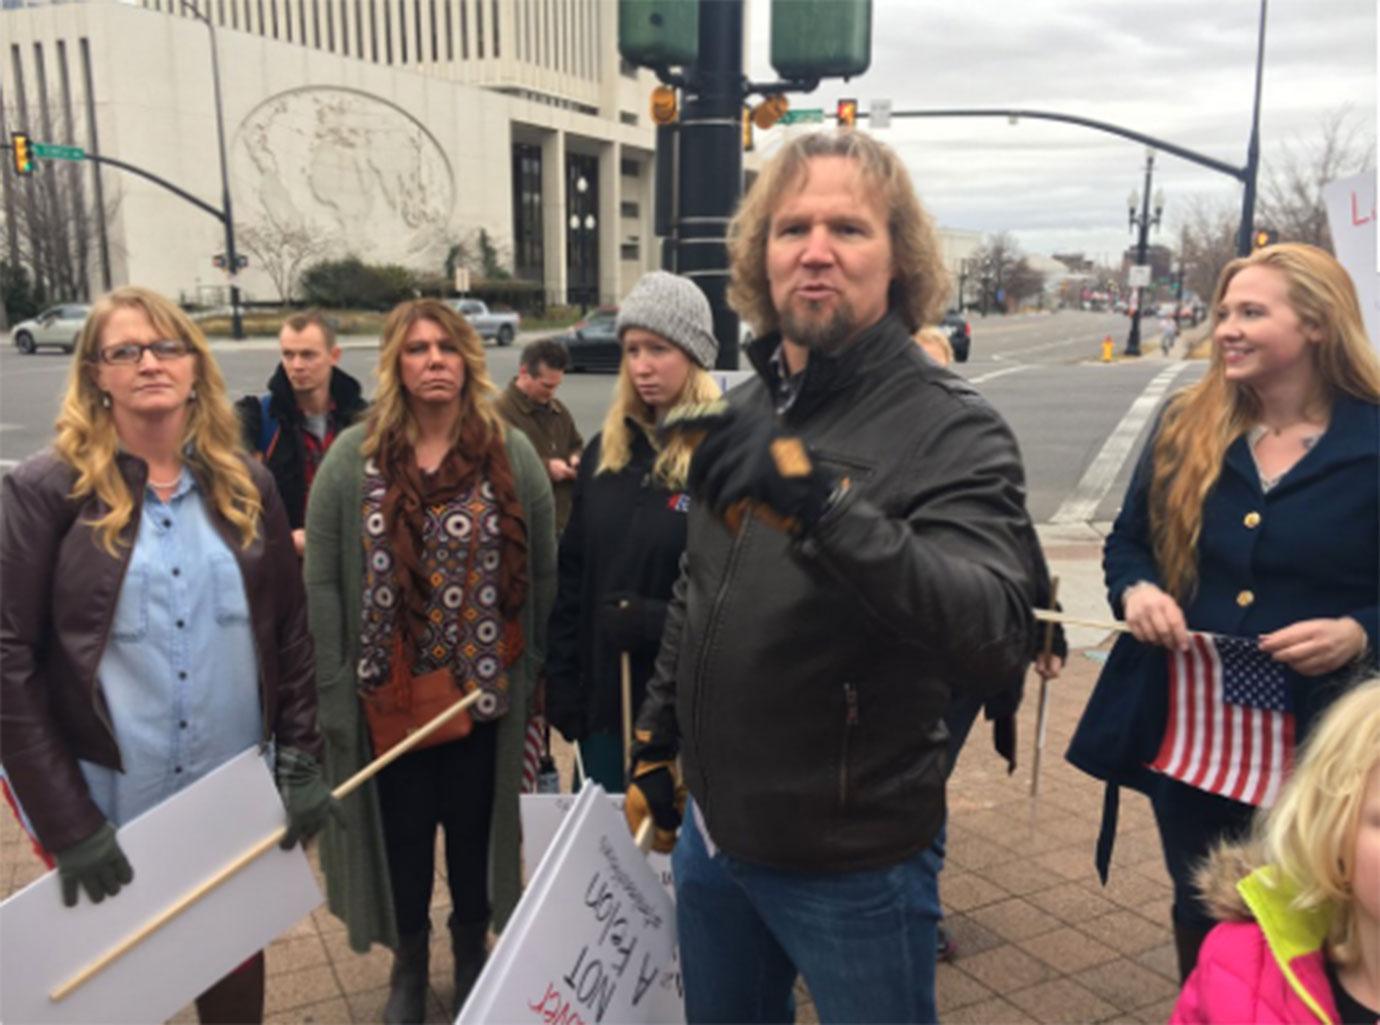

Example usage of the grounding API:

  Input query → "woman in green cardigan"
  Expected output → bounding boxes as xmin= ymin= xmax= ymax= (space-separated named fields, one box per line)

xmin=304 ymin=299 xmax=555 ymax=1023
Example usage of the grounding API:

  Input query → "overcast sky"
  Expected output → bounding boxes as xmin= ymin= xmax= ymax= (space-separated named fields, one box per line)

xmin=744 ymin=0 xmax=1376 ymax=263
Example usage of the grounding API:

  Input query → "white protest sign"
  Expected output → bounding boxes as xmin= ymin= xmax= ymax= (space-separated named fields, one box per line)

xmin=462 ymin=784 xmax=682 ymax=1024
xmin=1323 ymin=169 xmax=1379 ymax=352
xmin=521 ymin=793 xmax=674 ymax=896
xmin=0 ymin=748 xmax=321 ymax=1024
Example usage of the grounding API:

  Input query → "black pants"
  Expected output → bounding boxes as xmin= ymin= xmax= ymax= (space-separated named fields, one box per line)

xmin=1149 ymin=775 xmax=1255 ymax=931
xmin=375 ymin=722 xmax=498 ymax=935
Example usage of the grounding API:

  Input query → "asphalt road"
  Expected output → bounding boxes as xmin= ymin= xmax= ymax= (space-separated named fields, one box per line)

xmin=0 ymin=310 xmax=1205 ymax=525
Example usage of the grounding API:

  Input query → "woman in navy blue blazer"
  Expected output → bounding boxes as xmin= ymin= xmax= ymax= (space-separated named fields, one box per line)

xmin=1068 ymin=243 xmax=1380 ymax=982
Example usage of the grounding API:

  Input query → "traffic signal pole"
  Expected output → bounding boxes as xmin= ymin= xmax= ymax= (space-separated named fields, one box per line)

xmin=675 ymin=0 xmax=744 ymax=370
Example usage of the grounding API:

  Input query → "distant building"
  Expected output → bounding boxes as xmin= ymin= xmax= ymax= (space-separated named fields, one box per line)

xmin=1 ymin=0 xmax=662 ymax=306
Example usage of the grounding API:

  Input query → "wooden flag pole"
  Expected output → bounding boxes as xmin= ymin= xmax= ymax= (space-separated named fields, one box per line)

xmin=51 ymin=688 xmax=484 ymax=1003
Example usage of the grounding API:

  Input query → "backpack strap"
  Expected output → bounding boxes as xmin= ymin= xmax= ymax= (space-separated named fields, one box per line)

xmin=257 ymin=393 xmax=282 ymax=461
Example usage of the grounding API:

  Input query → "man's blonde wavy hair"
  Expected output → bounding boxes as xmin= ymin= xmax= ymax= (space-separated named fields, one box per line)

xmin=1148 ymin=243 xmax=1380 ymax=601
xmin=726 ymin=130 xmax=951 ymax=337
xmin=55 ymin=286 xmax=261 ymax=555
xmin=596 ymin=360 xmax=721 ymax=491
xmin=362 ymin=299 xmax=503 ymax=457
xmin=1234 ymin=677 xmax=1380 ymax=969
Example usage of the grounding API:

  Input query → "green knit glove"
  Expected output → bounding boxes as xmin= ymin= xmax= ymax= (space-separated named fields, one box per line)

xmin=54 ymin=822 xmax=134 ymax=907
xmin=276 ymin=747 xmax=341 ymax=849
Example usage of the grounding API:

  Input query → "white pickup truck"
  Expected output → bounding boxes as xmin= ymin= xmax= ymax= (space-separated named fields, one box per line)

xmin=449 ymin=298 xmax=520 ymax=346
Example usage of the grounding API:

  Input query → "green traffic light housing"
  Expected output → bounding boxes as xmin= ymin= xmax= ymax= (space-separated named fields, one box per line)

xmin=619 ymin=0 xmax=699 ymax=68
xmin=11 ymin=131 xmax=34 ymax=176
xmin=770 ymin=0 xmax=872 ymax=81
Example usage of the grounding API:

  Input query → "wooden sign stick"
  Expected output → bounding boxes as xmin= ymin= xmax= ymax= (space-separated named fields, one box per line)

xmin=51 ymin=688 xmax=484 ymax=1003
xmin=1029 ymin=578 xmax=1061 ymax=800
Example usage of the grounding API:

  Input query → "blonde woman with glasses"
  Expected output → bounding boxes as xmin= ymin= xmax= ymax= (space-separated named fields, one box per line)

xmin=0 ymin=286 xmax=331 ymax=1023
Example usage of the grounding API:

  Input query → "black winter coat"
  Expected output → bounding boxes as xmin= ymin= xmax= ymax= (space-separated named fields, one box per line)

xmin=634 ymin=313 xmax=1045 ymax=872
xmin=545 ymin=428 xmax=691 ymax=741
xmin=235 ymin=364 xmax=367 ymax=529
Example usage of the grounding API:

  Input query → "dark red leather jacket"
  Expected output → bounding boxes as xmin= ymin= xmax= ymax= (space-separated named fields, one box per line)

xmin=0 ymin=449 xmax=322 ymax=852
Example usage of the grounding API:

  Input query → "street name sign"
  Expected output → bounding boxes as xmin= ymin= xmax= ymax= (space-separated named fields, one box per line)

xmin=779 ymin=109 xmax=824 ymax=125
xmin=32 ymin=143 xmax=85 ymax=161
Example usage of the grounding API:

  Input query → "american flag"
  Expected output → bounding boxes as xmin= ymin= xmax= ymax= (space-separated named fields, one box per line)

xmin=521 ymin=712 xmax=546 ymax=793
xmin=1148 ymin=633 xmax=1295 ymax=807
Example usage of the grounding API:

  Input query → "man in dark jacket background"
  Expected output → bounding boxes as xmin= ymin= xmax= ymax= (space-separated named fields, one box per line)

xmin=626 ymin=131 xmax=1047 ymax=1023
xmin=494 ymin=338 xmax=583 ymax=533
xmin=236 ymin=311 xmax=367 ymax=555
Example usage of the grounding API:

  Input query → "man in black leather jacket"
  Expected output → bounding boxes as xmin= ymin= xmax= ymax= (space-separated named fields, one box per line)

xmin=624 ymin=131 xmax=1045 ymax=1023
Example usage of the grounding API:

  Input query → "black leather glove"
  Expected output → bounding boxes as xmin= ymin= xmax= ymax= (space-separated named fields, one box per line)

xmin=683 ymin=405 xmax=836 ymax=535
xmin=276 ymin=746 xmax=342 ymax=850
xmin=597 ymin=592 xmax=666 ymax=653
xmin=624 ymin=760 xmax=686 ymax=855
xmin=54 ymin=822 xmax=134 ymax=907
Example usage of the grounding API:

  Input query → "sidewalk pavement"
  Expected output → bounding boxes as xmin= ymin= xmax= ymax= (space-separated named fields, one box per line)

xmin=1 ymin=562 xmax=1183 ymax=1025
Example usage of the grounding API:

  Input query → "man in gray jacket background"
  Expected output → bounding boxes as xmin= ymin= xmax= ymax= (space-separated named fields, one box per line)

xmin=626 ymin=130 xmax=1046 ymax=1023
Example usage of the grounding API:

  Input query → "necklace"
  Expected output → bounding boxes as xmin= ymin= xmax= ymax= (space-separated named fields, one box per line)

xmin=148 ymin=473 xmax=181 ymax=488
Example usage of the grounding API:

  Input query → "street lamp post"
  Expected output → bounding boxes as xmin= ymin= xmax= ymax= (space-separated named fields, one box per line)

xmin=1125 ymin=150 xmax=1164 ymax=357
xmin=180 ymin=0 xmax=243 ymax=339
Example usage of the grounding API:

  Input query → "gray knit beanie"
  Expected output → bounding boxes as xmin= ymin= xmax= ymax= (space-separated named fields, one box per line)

xmin=615 ymin=271 xmax=719 ymax=369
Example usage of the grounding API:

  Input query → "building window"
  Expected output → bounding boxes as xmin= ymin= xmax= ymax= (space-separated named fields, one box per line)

xmin=620 ymin=159 xmax=640 ymax=178
xmin=511 ymin=143 xmax=544 ymax=284
xmin=443 ymin=0 xmax=452 ymax=59
xmin=621 ymin=242 xmax=640 ymax=261
xmin=619 ymin=111 xmax=638 ymax=126
xmin=566 ymin=153 xmax=600 ymax=308
xmin=474 ymin=0 xmax=483 ymax=57
xmin=620 ymin=201 xmax=639 ymax=219
xmin=492 ymin=0 xmax=499 ymax=56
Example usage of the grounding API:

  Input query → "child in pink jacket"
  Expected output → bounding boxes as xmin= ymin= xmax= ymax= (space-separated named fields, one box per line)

xmin=1171 ymin=677 xmax=1380 ymax=1025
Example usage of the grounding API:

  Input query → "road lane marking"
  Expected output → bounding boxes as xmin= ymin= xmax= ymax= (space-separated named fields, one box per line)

xmin=993 ymin=335 xmax=1108 ymax=362
xmin=968 ymin=365 xmax=1033 ymax=385
xmin=1050 ymin=362 xmax=1193 ymax=525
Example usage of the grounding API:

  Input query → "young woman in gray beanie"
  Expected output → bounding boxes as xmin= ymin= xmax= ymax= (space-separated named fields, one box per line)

xmin=544 ymin=271 xmax=721 ymax=789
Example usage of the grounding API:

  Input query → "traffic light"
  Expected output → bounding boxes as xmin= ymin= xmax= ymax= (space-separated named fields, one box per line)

xmin=752 ymin=93 xmax=789 ymax=130
xmin=11 ymin=132 xmax=34 ymax=176
xmin=742 ymin=107 xmax=754 ymax=152
xmin=770 ymin=0 xmax=872 ymax=80
xmin=619 ymin=0 xmax=698 ymax=68
xmin=1253 ymin=228 xmax=1278 ymax=249
xmin=649 ymin=84 xmax=678 ymax=126
xmin=836 ymin=98 xmax=858 ymax=130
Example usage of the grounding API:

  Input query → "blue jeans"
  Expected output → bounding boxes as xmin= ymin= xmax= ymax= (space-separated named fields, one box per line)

xmin=929 ymin=693 xmax=986 ymax=901
xmin=672 ymin=803 xmax=941 ymax=1024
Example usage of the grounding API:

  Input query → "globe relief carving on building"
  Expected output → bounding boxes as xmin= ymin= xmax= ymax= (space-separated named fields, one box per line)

xmin=231 ymin=87 xmax=456 ymax=266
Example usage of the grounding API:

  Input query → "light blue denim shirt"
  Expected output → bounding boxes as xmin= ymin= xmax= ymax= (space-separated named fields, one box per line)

xmin=79 ymin=469 xmax=262 ymax=827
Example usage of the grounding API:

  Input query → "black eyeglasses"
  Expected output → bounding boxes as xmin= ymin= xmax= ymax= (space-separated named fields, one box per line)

xmin=95 ymin=339 xmax=192 ymax=365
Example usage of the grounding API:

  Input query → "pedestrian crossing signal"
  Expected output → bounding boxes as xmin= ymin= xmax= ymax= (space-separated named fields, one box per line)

xmin=1253 ymin=228 xmax=1278 ymax=249
xmin=836 ymin=99 xmax=858 ymax=130
xmin=11 ymin=132 xmax=34 ymax=176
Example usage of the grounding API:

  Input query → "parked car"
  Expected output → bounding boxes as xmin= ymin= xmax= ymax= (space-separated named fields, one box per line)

xmin=10 ymin=304 xmax=90 ymax=354
xmin=558 ymin=306 xmax=620 ymax=373
xmin=942 ymin=311 xmax=972 ymax=362
xmin=448 ymin=298 xmax=520 ymax=346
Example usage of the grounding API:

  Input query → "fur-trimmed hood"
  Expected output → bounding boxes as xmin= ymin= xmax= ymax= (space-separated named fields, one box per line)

xmin=1194 ymin=842 xmax=1262 ymax=923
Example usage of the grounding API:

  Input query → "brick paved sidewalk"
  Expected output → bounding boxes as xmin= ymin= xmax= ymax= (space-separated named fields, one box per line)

xmin=1 ymin=642 xmax=1182 ymax=1023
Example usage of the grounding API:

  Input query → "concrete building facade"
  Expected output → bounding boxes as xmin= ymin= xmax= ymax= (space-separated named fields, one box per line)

xmin=1 ymin=0 xmax=661 ymax=307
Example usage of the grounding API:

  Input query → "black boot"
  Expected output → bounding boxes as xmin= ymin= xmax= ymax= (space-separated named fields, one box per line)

xmin=382 ymin=930 xmax=430 ymax=1024
xmin=1172 ymin=922 xmax=1211 ymax=982
xmin=449 ymin=915 xmax=489 ymax=1018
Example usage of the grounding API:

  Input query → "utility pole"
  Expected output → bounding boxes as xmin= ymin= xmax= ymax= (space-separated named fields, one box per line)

xmin=1125 ymin=150 xmax=1163 ymax=358
xmin=674 ymin=0 xmax=744 ymax=369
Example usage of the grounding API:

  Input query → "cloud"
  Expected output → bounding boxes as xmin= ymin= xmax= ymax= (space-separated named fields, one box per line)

xmin=746 ymin=0 xmax=1376 ymax=259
